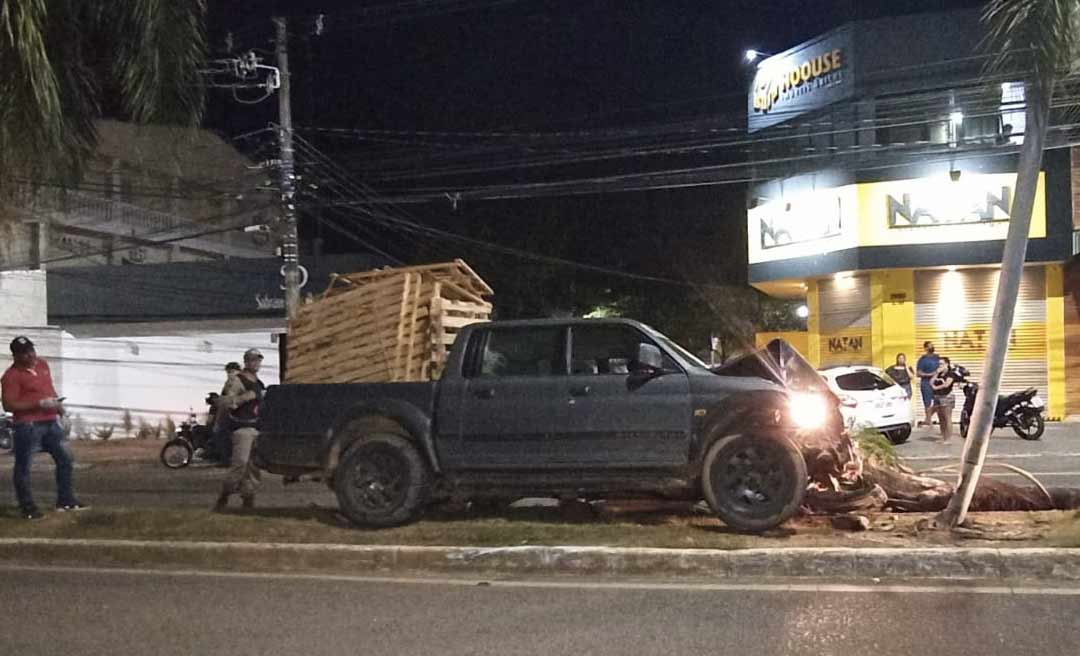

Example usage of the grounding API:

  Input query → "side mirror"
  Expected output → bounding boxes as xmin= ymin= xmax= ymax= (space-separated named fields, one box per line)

xmin=632 ymin=343 xmax=664 ymax=373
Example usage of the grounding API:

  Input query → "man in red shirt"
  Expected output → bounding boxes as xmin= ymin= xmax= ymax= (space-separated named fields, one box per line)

xmin=1 ymin=336 xmax=85 ymax=519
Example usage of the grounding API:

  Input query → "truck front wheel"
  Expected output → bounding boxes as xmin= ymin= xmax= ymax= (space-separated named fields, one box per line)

xmin=702 ymin=433 xmax=807 ymax=534
xmin=334 ymin=434 xmax=430 ymax=528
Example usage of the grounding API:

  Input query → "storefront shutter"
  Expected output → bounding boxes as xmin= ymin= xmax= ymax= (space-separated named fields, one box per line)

xmin=819 ymin=275 xmax=873 ymax=367
xmin=913 ymin=267 xmax=1047 ymax=422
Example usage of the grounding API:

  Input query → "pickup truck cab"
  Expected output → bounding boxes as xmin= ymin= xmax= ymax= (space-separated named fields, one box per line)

xmin=257 ymin=318 xmax=836 ymax=532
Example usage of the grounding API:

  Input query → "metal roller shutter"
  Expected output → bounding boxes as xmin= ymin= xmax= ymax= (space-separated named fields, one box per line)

xmin=819 ymin=275 xmax=873 ymax=367
xmin=913 ymin=266 xmax=1047 ymax=422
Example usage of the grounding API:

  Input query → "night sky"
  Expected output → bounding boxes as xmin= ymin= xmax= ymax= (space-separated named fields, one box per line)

xmin=206 ymin=0 xmax=985 ymax=342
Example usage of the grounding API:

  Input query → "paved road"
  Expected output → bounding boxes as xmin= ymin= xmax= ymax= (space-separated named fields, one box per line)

xmin=1 ymin=422 xmax=1078 ymax=511
xmin=1 ymin=565 xmax=1079 ymax=656
xmin=897 ymin=421 xmax=1080 ymax=487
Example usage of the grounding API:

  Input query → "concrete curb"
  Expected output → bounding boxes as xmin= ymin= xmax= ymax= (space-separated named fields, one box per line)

xmin=2 ymin=538 xmax=1080 ymax=580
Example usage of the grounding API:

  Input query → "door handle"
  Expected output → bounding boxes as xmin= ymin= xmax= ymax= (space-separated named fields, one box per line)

xmin=474 ymin=388 xmax=495 ymax=399
xmin=570 ymin=385 xmax=591 ymax=397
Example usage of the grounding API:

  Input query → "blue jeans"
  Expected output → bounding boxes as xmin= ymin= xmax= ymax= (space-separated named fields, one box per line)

xmin=12 ymin=420 xmax=77 ymax=512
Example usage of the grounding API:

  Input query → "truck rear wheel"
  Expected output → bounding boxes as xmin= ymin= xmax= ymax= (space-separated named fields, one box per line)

xmin=334 ymin=433 xmax=430 ymax=528
xmin=702 ymin=433 xmax=807 ymax=534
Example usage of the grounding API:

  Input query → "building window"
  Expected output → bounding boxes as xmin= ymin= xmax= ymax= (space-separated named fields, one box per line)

xmin=1000 ymin=81 xmax=1025 ymax=145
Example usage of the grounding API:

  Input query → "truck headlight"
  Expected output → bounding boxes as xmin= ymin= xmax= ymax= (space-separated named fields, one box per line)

xmin=788 ymin=392 xmax=828 ymax=429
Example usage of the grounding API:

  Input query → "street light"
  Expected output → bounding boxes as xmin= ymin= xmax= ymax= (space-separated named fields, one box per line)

xmin=745 ymin=49 xmax=772 ymax=63
xmin=950 ymin=110 xmax=965 ymax=125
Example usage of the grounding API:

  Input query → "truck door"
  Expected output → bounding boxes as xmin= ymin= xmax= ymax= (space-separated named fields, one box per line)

xmin=439 ymin=325 xmax=567 ymax=469
xmin=553 ymin=323 xmax=691 ymax=468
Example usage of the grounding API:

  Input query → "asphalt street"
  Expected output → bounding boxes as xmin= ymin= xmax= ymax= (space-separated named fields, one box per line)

xmin=0 ymin=422 xmax=1077 ymax=511
xmin=1 ymin=565 xmax=1079 ymax=656
xmin=897 ymin=421 xmax=1080 ymax=487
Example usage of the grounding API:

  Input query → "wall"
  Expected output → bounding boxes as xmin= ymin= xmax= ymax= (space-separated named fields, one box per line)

xmin=58 ymin=329 xmax=281 ymax=436
xmin=0 ymin=270 xmax=47 ymax=327
xmin=754 ymin=331 xmax=809 ymax=357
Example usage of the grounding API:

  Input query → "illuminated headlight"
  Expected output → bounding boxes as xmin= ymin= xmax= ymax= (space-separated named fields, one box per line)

xmin=788 ymin=392 xmax=828 ymax=429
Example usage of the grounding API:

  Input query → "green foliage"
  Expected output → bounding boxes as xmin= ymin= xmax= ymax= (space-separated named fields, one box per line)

xmin=851 ymin=426 xmax=899 ymax=468
xmin=136 ymin=417 xmax=155 ymax=440
xmin=0 ymin=0 xmax=207 ymax=185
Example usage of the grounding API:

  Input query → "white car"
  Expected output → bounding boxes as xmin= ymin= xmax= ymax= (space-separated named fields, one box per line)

xmin=818 ymin=366 xmax=914 ymax=445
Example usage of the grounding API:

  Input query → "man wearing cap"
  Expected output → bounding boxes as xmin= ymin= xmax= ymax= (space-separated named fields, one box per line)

xmin=214 ymin=348 xmax=266 ymax=510
xmin=1 ymin=336 xmax=85 ymax=519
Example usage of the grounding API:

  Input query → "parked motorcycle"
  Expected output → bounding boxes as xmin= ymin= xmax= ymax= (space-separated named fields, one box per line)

xmin=160 ymin=393 xmax=228 ymax=469
xmin=1 ymin=412 xmax=13 ymax=451
xmin=954 ymin=366 xmax=1046 ymax=440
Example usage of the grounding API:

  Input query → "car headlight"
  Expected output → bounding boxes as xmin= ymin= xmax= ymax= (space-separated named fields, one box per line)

xmin=788 ymin=392 xmax=828 ymax=429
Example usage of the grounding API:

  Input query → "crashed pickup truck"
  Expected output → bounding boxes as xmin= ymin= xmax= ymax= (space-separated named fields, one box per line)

xmin=256 ymin=318 xmax=841 ymax=532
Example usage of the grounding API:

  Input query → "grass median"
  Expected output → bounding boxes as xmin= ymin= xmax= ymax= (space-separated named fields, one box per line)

xmin=2 ymin=503 xmax=1079 ymax=550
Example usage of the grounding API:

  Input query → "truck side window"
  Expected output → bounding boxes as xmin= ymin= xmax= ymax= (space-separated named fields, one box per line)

xmin=476 ymin=327 xmax=565 ymax=377
xmin=570 ymin=325 xmax=677 ymax=375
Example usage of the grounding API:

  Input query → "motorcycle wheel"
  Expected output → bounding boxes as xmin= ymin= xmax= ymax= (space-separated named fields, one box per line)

xmin=160 ymin=439 xmax=194 ymax=469
xmin=0 ymin=431 xmax=11 ymax=451
xmin=1012 ymin=413 xmax=1045 ymax=441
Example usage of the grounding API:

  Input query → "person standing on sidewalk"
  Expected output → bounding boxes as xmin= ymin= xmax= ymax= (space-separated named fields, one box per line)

xmin=931 ymin=357 xmax=957 ymax=443
xmin=886 ymin=353 xmax=914 ymax=399
xmin=0 ymin=336 xmax=86 ymax=520
xmin=916 ymin=342 xmax=940 ymax=427
xmin=214 ymin=349 xmax=265 ymax=511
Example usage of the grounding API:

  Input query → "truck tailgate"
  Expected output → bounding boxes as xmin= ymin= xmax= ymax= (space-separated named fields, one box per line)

xmin=258 ymin=382 xmax=437 ymax=469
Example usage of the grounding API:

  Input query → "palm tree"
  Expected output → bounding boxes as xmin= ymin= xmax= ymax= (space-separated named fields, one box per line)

xmin=938 ymin=0 xmax=1080 ymax=526
xmin=0 ymin=0 xmax=207 ymax=186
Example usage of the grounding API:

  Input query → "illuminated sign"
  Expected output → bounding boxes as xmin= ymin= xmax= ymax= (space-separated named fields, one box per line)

xmin=885 ymin=182 xmax=1011 ymax=228
xmin=757 ymin=192 xmax=844 ymax=250
xmin=747 ymin=172 xmax=1047 ymax=265
xmin=747 ymin=28 xmax=855 ymax=133
xmin=753 ymin=49 xmax=844 ymax=114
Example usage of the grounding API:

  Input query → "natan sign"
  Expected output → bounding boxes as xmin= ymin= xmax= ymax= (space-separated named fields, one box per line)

xmin=748 ymin=172 xmax=1047 ymax=264
xmin=748 ymin=28 xmax=855 ymax=133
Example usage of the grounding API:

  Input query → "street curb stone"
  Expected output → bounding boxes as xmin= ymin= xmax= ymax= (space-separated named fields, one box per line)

xmin=1 ymin=538 xmax=1080 ymax=579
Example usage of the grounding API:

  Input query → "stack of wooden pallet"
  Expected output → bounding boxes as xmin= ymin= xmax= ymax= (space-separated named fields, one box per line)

xmin=285 ymin=260 xmax=493 ymax=383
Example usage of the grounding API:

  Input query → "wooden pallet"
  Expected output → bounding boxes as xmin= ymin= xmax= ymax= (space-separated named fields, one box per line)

xmin=286 ymin=261 xmax=492 ymax=384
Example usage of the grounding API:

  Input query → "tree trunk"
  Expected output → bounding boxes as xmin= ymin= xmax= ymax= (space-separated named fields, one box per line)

xmin=937 ymin=78 xmax=1054 ymax=527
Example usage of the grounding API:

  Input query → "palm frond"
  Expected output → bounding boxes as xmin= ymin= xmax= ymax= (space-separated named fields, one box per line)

xmin=111 ymin=0 xmax=208 ymax=126
xmin=982 ymin=0 xmax=1080 ymax=92
xmin=0 ymin=0 xmax=92 ymax=183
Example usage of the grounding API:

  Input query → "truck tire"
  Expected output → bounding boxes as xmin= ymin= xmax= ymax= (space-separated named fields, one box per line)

xmin=334 ymin=433 xmax=430 ymax=528
xmin=702 ymin=433 xmax=807 ymax=534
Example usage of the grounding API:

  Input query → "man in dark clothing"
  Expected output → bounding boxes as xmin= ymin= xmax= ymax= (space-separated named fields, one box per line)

xmin=1 ymin=336 xmax=86 ymax=519
xmin=214 ymin=348 xmax=266 ymax=511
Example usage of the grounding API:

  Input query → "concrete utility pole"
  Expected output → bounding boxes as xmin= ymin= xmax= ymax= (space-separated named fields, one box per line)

xmin=274 ymin=16 xmax=301 ymax=321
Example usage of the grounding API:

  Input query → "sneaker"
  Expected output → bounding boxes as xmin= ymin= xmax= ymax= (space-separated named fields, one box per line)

xmin=56 ymin=502 xmax=88 ymax=512
xmin=23 ymin=508 xmax=43 ymax=520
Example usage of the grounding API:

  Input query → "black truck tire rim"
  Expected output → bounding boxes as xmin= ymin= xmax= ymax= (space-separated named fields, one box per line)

xmin=347 ymin=446 xmax=408 ymax=512
xmin=713 ymin=442 xmax=790 ymax=517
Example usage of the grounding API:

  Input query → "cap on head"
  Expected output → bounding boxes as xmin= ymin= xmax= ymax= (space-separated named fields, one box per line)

xmin=9 ymin=336 xmax=35 ymax=356
xmin=243 ymin=348 xmax=264 ymax=361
